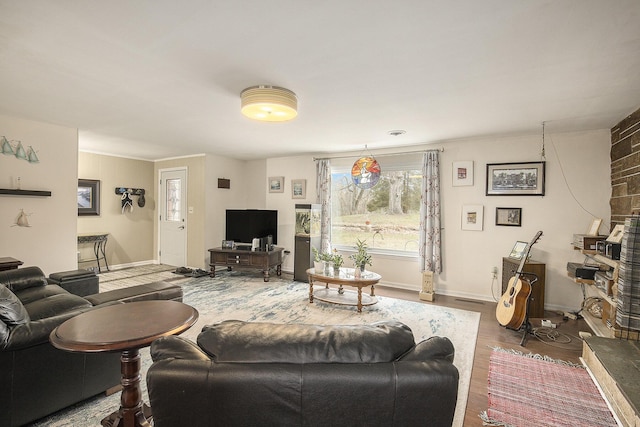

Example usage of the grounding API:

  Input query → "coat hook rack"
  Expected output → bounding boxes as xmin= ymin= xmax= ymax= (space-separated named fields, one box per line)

xmin=115 ymin=187 xmax=145 ymax=196
xmin=115 ymin=187 xmax=146 ymax=208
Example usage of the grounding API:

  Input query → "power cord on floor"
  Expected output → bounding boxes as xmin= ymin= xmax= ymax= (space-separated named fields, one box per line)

xmin=531 ymin=326 xmax=583 ymax=350
xmin=491 ymin=275 xmax=500 ymax=302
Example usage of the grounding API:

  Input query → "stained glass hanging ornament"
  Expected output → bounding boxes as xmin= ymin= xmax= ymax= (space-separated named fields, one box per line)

xmin=1 ymin=136 xmax=14 ymax=155
xmin=14 ymin=141 xmax=27 ymax=160
xmin=351 ymin=156 xmax=381 ymax=189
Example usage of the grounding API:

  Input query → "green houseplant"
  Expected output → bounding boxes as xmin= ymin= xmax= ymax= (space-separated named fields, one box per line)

xmin=349 ymin=239 xmax=372 ymax=273
xmin=331 ymin=250 xmax=344 ymax=275
xmin=312 ymin=246 xmax=333 ymax=274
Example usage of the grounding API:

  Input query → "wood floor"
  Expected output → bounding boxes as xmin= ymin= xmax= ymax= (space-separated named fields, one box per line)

xmin=375 ymin=286 xmax=589 ymax=427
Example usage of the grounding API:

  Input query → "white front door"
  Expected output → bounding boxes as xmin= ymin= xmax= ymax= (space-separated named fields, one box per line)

xmin=159 ymin=168 xmax=187 ymax=267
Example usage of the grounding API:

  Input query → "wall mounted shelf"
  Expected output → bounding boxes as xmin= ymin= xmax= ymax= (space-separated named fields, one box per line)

xmin=0 ymin=188 xmax=52 ymax=197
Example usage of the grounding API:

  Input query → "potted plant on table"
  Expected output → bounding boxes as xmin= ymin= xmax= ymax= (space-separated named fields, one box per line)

xmin=312 ymin=246 xmax=333 ymax=274
xmin=349 ymin=239 xmax=372 ymax=278
xmin=331 ymin=250 xmax=344 ymax=276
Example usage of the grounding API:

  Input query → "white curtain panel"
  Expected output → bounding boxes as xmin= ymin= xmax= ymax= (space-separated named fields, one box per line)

xmin=315 ymin=159 xmax=332 ymax=253
xmin=419 ymin=151 xmax=442 ymax=273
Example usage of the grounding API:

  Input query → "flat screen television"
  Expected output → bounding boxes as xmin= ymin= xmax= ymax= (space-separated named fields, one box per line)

xmin=225 ymin=209 xmax=278 ymax=245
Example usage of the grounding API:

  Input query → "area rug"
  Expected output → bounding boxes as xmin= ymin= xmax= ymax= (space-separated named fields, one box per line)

xmin=33 ymin=271 xmax=480 ymax=427
xmin=481 ymin=348 xmax=618 ymax=427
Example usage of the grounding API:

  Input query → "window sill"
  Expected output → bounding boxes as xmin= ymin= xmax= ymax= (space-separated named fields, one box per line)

xmin=334 ymin=246 xmax=418 ymax=260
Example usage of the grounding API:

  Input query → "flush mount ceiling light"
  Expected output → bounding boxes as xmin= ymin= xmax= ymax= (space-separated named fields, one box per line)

xmin=240 ymin=85 xmax=298 ymax=122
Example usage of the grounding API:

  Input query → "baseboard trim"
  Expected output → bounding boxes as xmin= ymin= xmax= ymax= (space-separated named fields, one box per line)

xmin=102 ymin=260 xmax=158 ymax=271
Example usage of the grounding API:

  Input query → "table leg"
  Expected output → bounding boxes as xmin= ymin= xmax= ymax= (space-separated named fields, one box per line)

xmin=277 ymin=264 xmax=282 ymax=276
xmin=309 ymin=276 xmax=314 ymax=303
xmin=209 ymin=266 xmax=216 ymax=278
xmin=101 ymin=348 xmax=152 ymax=427
xmin=263 ymin=269 xmax=270 ymax=282
xmin=357 ymin=287 xmax=363 ymax=313
xmin=370 ymin=284 xmax=376 ymax=297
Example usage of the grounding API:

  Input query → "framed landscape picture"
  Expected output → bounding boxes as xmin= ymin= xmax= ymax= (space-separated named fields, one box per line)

xmin=291 ymin=179 xmax=306 ymax=199
xmin=486 ymin=161 xmax=545 ymax=196
xmin=77 ymin=179 xmax=100 ymax=216
xmin=268 ymin=176 xmax=284 ymax=193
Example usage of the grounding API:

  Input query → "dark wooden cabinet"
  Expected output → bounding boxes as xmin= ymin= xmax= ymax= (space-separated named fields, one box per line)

xmin=502 ymin=257 xmax=546 ymax=318
xmin=208 ymin=247 xmax=283 ymax=282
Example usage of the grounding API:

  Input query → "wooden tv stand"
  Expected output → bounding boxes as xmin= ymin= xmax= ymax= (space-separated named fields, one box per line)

xmin=208 ymin=247 xmax=284 ymax=282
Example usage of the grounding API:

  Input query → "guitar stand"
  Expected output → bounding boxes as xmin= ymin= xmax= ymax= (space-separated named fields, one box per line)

xmin=516 ymin=272 xmax=538 ymax=347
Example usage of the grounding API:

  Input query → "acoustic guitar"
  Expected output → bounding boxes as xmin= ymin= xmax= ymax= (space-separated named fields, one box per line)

xmin=496 ymin=231 xmax=543 ymax=329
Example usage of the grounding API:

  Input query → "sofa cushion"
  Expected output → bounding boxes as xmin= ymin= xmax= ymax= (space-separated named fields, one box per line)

xmin=0 ymin=284 xmax=30 ymax=326
xmin=197 ymin=320 xmax=416 ymax=363
xmin=13 ymin=284 xmax=69 ymax=305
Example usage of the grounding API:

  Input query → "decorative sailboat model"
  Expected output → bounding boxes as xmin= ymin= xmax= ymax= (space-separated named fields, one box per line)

xmin=14 ymin=209 xmax=31 ymax=227
xmin=0 ymin=137 xmax=39 ymax=162
xmin=26 ymin=146 xmax=39 ymax=163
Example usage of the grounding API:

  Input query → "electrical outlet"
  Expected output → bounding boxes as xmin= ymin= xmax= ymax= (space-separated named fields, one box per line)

xmin=491 ymin=266 xmax=498 ymax=279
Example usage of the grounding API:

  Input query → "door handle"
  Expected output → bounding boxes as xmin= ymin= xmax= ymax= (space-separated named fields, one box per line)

xmin=178 ymin=225 xmax=185 ymax=230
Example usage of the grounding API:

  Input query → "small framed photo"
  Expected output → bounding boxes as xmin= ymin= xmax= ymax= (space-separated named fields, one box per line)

xmin=222 ymin=240 xmax=234 ymax=249
xmin=268 ymin=176 xmax=284 ymax=193
xmin=461 ymin=204 xmax=483 ymax=231
xmin=509 ymin=241 xmax=528 ymax=259
xmin=486 ymin=161 xmax=545 ymax=196
xmin=77 ymin=179 xmax=101 ymax=216
xmin=452 ymin=161 xmax=474 ymax=186
xmin=291 ymin=179 xmax=306 ymax=199
xmin=495 ymin=207 xmax=522 ymax=227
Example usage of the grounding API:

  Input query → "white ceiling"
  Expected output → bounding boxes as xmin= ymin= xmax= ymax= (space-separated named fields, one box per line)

xmin=1 ymin=0 xmax=639 ymax=161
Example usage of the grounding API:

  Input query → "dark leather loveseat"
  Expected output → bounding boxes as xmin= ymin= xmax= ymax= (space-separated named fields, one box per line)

xmin=148 ymin=319 xmax=459 ymax=427
xmin=0 ymin=266 xmax=121 ymax=427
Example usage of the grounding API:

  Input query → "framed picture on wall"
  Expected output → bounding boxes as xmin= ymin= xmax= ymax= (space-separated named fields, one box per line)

xmin=486 ymin=161 xmax=545 ymax=196
xmin=291 ymin=179 xmax=306 ymax=199
xmin=495 ymin=207 xmax=522 ymax=226
xmin=77 ymin=179 xmax=101 ymax=216
xmin=461 ymin=204 xmax=483 ymax=231
xmin=268 ymin=176 xmax=284 ymax=193
xmin=452 ymin=161 xmax=474 ymax=186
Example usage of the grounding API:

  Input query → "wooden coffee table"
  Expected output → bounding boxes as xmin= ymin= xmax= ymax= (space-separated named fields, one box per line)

xmin=50 ymin=300 xmax=199 ymax=427
xmin=307 ymin=267 xmax=381 ymax=312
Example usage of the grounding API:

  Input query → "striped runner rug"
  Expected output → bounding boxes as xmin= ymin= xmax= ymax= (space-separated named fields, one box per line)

xmin=481 ymin=348 xmax=617 ymax=427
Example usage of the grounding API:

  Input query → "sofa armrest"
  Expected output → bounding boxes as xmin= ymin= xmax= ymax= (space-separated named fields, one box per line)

xmin=0 ymin=266 xmax=48 ymax=292
xmin=399 ymin=336 xmax=455 ymax=362
xmin=1 ymin=301 xmax=121 ymax=351
xmin=151 ymin=335 xmax=211 ymax=362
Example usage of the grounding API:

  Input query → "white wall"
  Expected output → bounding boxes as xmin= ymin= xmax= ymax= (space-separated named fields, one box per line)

xmin=266 ymin=156 xmax=317 ymax=272
xmin=266 ymin=129 xmax=611 ymax=312
xmin=0 ymin=114 xmax=78 ymax=274
xmin=204 ymin=154 xmax=252 ymax=267
xmin=78 ymin=152 xmax=155 ymax=267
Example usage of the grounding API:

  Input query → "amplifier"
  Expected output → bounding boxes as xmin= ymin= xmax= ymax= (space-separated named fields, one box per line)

xmin=594 ymin=271 xmax=614 ymax=296
xmin=596 ymin=241 xmax=621 ymax=260
xmin=572 ymin=234 xmax=606 ymax=251
xmin=567 ymin=262 xmax=599 ymax=280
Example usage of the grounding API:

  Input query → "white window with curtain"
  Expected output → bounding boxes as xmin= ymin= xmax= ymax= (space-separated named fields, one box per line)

xmin=330 ymin=154 xmax=423 ymax=255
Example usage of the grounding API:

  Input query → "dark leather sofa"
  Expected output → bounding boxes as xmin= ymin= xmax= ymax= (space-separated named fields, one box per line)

xmin=0 ymin=267 xmax=118 ymax=426
xmin=148 ymin=319 xmax=459 ymax=427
